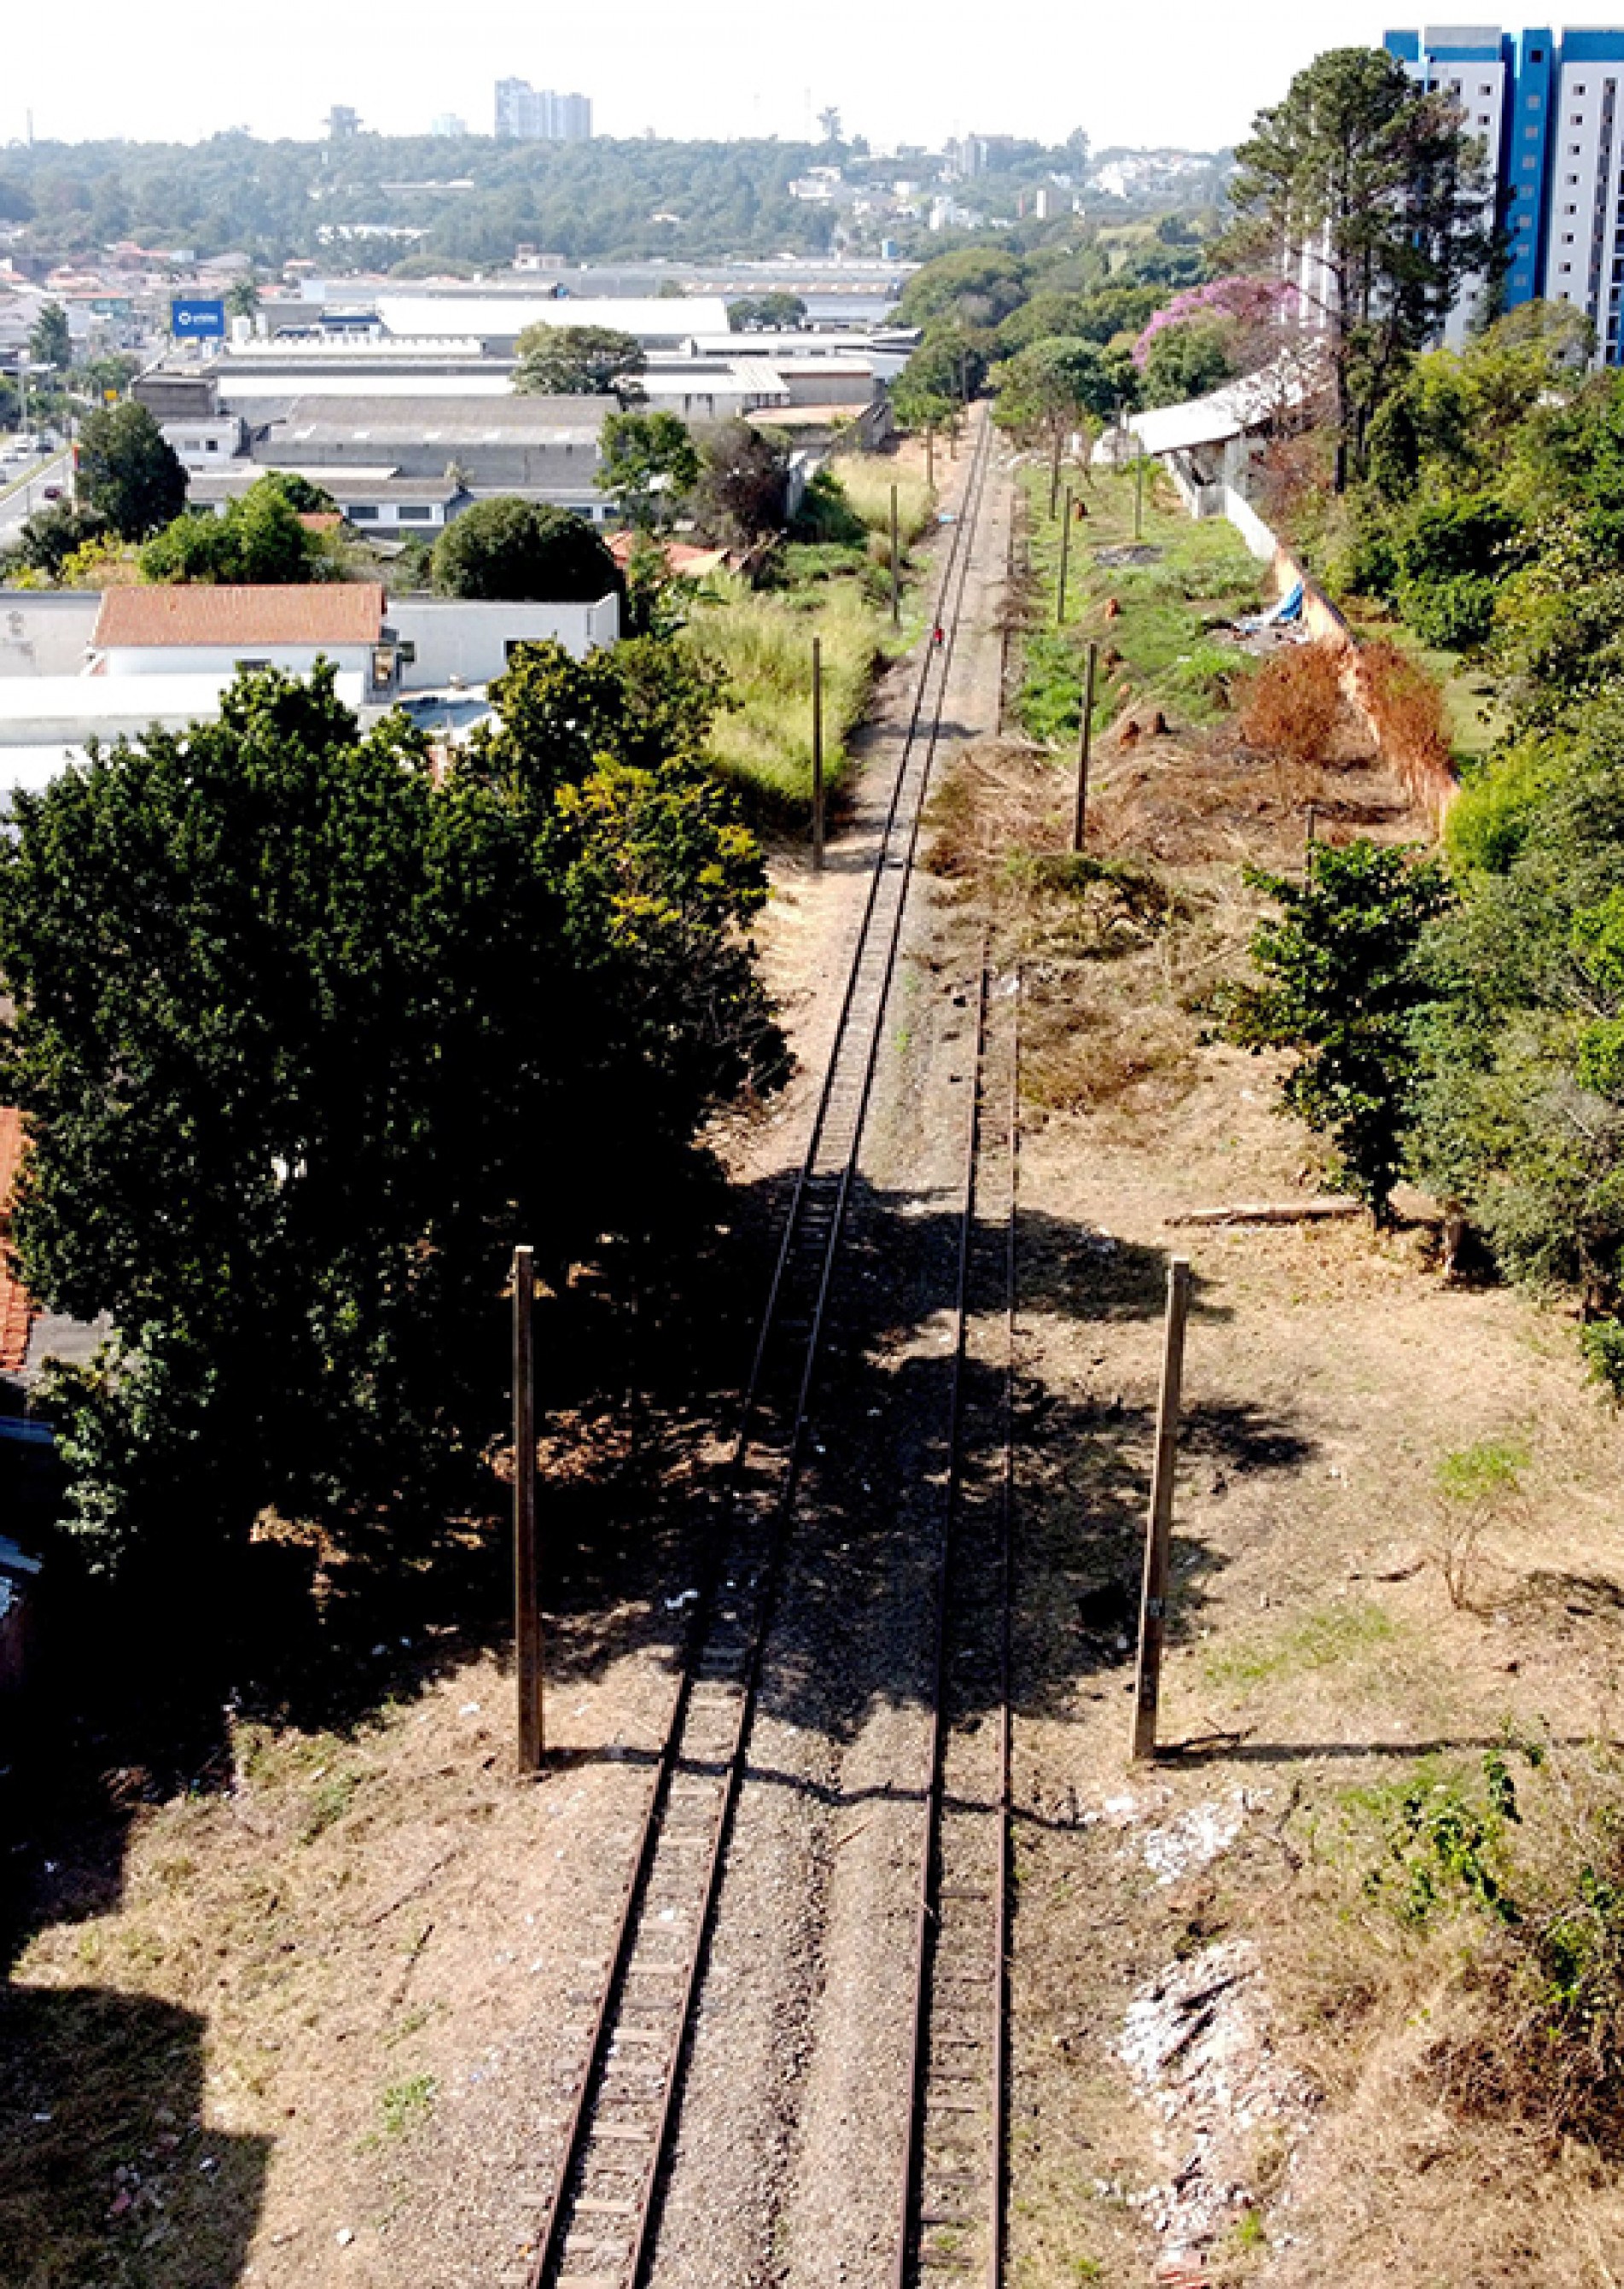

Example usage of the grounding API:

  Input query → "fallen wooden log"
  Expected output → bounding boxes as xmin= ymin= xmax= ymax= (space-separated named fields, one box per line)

xmin=1166 ymin=1200 xmax=1365 ymax=1227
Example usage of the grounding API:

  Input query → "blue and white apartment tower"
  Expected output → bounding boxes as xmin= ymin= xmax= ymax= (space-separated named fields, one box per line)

xmin=1384 ymin=26 xmax=1624 ymax=359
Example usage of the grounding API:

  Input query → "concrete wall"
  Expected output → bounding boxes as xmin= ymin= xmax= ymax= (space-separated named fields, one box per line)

xmin=391 ymin=595 xmax=620 ymax=688
xmin=98 ymin=642 xmax=377 ymax=683
xmin=0 ymin=593 xmax=102 ymax=679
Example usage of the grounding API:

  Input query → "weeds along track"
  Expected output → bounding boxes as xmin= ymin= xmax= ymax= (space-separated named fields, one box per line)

xmin=893 ymin=955 xmax=1019 ymax=2289
xmin=526 ymin=411 xmax=998 ymax=2289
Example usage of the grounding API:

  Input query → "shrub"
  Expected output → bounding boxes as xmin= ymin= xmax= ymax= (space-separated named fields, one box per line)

xmin=1221 ymin=837 xmax=1452 ymax=1219
xmin=1240 ymin=642 xmax=1348 ymax=770
xmin=1353 ymin=1745 xmax=1624 ymax=2147
xmin=1396 ymin=571 xmax=1499 ymax=652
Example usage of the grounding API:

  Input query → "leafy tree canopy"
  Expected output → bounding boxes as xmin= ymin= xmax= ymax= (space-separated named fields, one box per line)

xmin=140 ymin=475 xmax=334 ymax=585
xmin=514 ymin=323 xmax=646 ymax=395
xmin=728 ymin=292 xmax=807 ymax=331
xmin=27 ymin=300 xmax=72 ymax=371
xmin=76 ymin=400 xmax=188 ymax=539
xmin=0 ymin=644 xmax=783 ymax=1583
xmin=598 ymin=410 xmax=701 ymax=529
xmin=692 ymin=420 xmax=790 ymax=551
xmin=431 ymin=497 xmax=620 ymax=601
xmin=1226 ymin=45 xmax=1494 ymax=488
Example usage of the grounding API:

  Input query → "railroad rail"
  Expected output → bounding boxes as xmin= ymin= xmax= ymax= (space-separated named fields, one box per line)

xmin=893 ymin=951 xmax=1020 ymax=2288
xmin=526 ymin=407 xmax=999 ymax=2289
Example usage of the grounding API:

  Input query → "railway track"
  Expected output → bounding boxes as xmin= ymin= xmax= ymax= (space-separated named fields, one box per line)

xmin=526 ymin=408 xmax=999 ymax=2289
xmin=894 ymin=952 xmax=1019 ymax=2289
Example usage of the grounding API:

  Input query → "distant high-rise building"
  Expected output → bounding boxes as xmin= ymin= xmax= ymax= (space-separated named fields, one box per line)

xmin=1384 ymin=25 xmax=1624 ymax=359
xmin=326 ymin=105 xmax=362 ymax=139
xmin=494 ymin=80 xmax=592 ymax=142
xmin=430 ymin=113 xmax=469 ymax=138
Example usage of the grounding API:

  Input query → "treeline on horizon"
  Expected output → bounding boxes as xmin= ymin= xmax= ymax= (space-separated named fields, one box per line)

xmin=0 ymin=130 xmax=1231 ymax=271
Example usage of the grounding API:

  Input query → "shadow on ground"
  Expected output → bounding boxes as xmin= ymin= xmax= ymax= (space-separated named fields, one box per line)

xmin=0 ymin=1983 xmax=270 ymax=2289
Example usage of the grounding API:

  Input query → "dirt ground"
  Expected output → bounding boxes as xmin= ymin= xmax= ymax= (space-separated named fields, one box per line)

xmin=9 ymin=437 xmax=1624 ymax=2289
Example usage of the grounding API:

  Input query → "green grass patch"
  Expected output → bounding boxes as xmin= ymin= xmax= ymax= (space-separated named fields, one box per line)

xmin=1204 ymin=1599 xmax=1397 ymax=1690
xmin=378 ymin=2073 xmax=438 ymax=2139
xmin=685 ymin=574 xmax=896 ymax=824
xmin=1015 ymin=463 xmax=1260 ymax=743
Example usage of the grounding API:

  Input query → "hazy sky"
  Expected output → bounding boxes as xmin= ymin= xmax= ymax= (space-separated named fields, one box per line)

xmin=8 ymin=4 xmax=1624 ymax=151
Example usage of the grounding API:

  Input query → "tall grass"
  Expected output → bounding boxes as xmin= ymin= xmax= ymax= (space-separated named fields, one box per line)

xmin=684 ymin=578 xmax=881 ymax=821
xmin=835 ymin=456 xmax=936 ymax=549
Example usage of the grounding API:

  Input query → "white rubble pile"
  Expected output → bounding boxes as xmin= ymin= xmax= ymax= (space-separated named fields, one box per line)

xmin=1119 ymin=1937 xmax=1314 ymax=2269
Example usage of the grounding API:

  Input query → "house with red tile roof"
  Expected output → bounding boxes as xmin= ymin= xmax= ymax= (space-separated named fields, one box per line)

xmin=90 ymin=584 xmax=397 ymax=697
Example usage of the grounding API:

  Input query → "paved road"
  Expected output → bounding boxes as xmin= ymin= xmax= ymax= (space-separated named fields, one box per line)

xmin=0 ymin=448 xmax=73 ymax=549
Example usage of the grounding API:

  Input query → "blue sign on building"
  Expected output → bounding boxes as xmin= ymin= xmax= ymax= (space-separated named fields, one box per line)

xmin=170 ymin=297 xmax=227 ymax=340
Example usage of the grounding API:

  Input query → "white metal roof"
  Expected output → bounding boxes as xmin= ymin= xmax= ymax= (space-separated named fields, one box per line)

xmin=374 ymin=295 xmax=731 ymax=341
xmin=1127 ymin=360 xmax=1316 ymax=458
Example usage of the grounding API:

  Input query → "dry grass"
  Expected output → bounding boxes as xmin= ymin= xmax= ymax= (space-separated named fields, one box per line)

xmin=834 ymin=454 xmax=936 ymax=549
xmin=1240 ymin=643 xmax=1351 ymax=800
xmin=1356 ymin=639 xmax=1458 ymax=827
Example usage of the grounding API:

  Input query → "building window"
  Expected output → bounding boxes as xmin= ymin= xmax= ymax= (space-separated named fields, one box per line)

xmin=398 ymin=505 xmax=433 ymax=522
xmin=349 ymin=504 xmax=379 ymax=521
xmin=1561 ymin=260 xmax=1574 ymax=272
xmin=205 ymin=439 xmax=218 ymax=452
xmin=1481 ymin=83 xmax=1493 ymax=96
xmin=1532 ymin=47 xmax=1544 ymax=61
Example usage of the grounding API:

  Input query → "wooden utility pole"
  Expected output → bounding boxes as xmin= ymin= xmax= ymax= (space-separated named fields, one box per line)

xmin=1306 ymin=802 xmax=1318 ymax=857
xmin=1134 ymin=447 xmax=1146 ymax=542
xmin=926 ymin=426 xmax=935 ymax=489
xmin=811 ymin=635 xmax=825 ymax=873
xmin=1049 ymin=431 xmax=1062 ymax=520
xmin=1072 ymin=641 xmax=1097 ymax=854
xmin=1056 ymin=486 xmax=1074 ymax=626
xmin=889 ymin=482 xmax=901 ymax=629
xmin=512 ymin=1244 xmax=544 ymax=1773
xmin=1130 ymin=1258 xmax=1192 ymax=1763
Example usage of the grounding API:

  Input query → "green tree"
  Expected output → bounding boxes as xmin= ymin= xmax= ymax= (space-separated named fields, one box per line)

xmin=728 ymin=293 xmax=807 ymax=331
xmin=514 ymin=323 xmax=646 ymax=395
xmin=0 ymin=648 xmax=783 ymax=1584
xmin=691 ymin=420 xmax=790 ymax=552
xmin=1222 ymin=838 xmax=1452 ymax=1220
xmin=431 ymin=498 xmax=620 ymax=601
xmin=598 ymin=410 xmax=701 ymax=529
xmin=1138 ymin=320 xmax=1236 ymax=408
xmin=896 ymin=249 xmax=1027 ymax=332
xmin=76 ymin=400 xmax=188 ymax=539
xmin=1227 ymin=46 xmax=1495 ymax=489
xmin=17 ymin=501 xmax=107 ymax=579
xmin=990 ymin=336 xmax=1134 ymax=450
xmin=27 ymin=300 xmax=72 ymax=371
xmin=225 ymin=275 xmax=260 ymax=320
xmin=141 ymin=476 xmax=328 ymax=585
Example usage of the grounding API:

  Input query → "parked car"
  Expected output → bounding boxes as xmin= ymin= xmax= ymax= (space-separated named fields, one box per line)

xmin=40 ymin=484 xmax=62 ymax=500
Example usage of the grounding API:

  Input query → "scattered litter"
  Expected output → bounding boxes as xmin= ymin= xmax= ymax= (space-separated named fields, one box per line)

xmin=1120 ymin=1939 xmax=1314 ymax=2263
xmin=371 ymin=1643 xmax=387 ymax=1657
xmin=335 ymin=2227 xmax=355 ymax=2247
xmin=458 ymin=1702 xmax=481 ymax=1717
xmin=662 ymin=1590 xmax=699 ymax=1611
